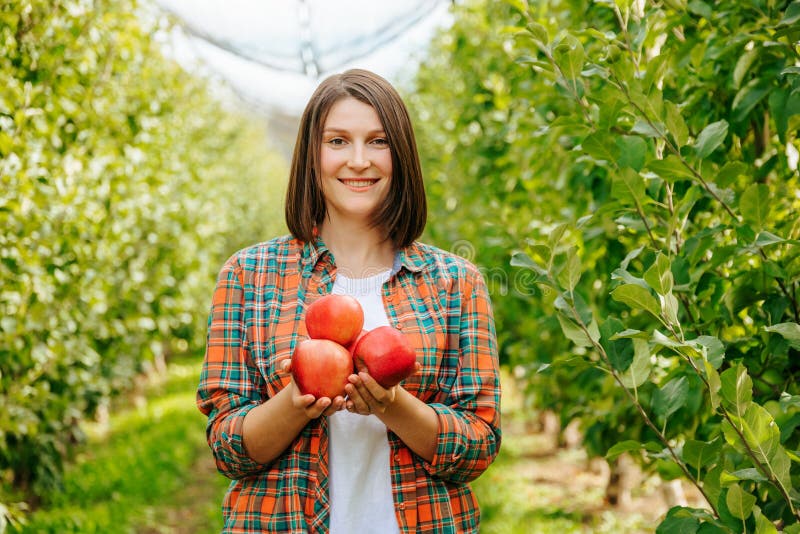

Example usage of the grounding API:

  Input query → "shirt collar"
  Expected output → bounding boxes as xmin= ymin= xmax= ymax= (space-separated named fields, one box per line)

xmin=299 ymin=235 xmax=429 ymax=274
xmin=397 ymin=242 xmax=428 ymax=273
xmin=300 ymin=235 xmax=331 ymax=267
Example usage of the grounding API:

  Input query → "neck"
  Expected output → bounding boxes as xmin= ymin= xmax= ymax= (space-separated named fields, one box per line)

xmin=319 ymin=218 xmax=395 ymax=278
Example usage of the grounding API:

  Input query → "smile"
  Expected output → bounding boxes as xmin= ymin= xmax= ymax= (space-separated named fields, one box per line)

xmin=338 ymin=178 xmax=380 ymax=188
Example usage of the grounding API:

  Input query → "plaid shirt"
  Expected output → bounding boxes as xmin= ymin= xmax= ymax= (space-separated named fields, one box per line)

xmin=197 ymin=235 xmax=501 ymax=533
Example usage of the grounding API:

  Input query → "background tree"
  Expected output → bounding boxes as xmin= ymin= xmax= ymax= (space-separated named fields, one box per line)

xmin=0 ymin=0 xmax=287 ymax=514
xmin=411 ymin=0 xmax=800 ymax=530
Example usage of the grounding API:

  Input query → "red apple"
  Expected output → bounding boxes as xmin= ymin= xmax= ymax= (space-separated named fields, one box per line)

xmin=291 ymin=339 xmax=353 ymax=399
xmin=305 ymin=294 xmax=364 ymax=346
xmin=351 ymin=326 xmax=417 ymax=388
xmin=345 ymin=329 xmax=368 ymax=355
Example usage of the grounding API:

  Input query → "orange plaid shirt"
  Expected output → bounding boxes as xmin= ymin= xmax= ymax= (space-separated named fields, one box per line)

xmin=197 ymin=235 xmax=501 ymax=533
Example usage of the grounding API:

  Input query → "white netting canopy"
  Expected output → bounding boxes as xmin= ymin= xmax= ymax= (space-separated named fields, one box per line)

xmin=155 ymin=0 xmax=451 ymax=114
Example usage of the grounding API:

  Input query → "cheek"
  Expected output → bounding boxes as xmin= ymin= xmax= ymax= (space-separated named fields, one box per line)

xmin=378 ymin=152 xmax=393 ymax=177
xmin=320 ymin=149 xmax=342 ymax=177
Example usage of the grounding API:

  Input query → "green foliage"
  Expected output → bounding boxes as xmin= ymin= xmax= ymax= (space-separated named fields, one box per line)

xmin=9 ymin=357 xmax=228 ymax=533
xmin=0 ymin=0 xmax=286 ymax=514
xmin=412 ymin=0 xmax=800 ymax=530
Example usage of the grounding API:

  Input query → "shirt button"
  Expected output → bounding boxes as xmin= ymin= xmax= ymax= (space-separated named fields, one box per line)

xmin=393 ymin=454 xmax=400 ymax=462
xmin=395 ymin=322 xmax=402 ymax=330
xmin=398 ymin=503 xmax=405 ymax=510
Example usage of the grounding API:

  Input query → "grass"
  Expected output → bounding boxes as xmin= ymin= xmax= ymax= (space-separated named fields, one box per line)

xmin=14 ymin=356 xmax=229 ymax=534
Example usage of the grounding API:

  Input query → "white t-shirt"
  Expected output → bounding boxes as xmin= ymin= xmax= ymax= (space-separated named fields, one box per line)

xmin=328 ymin=269 xmax=401 ymax=534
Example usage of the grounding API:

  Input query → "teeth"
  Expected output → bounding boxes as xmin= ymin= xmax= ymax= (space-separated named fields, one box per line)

xmin=341 ymin=179 xmax=376 ymax=187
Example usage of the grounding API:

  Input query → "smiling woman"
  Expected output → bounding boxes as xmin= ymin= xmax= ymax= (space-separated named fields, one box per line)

xmin=197 ymin=68 xmax=502 ymax=533
xmin=319 ymin=97 xmax=394 ymax=228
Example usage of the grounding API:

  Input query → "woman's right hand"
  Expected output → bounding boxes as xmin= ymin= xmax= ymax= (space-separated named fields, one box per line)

xmin=282 ymin=359 xmax=345 ymax=418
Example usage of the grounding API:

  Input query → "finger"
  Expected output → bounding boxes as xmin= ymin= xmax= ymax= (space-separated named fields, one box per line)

xmin=280 ymin=359 xmax=292 ymax=373
xmin=344 ymin=383 xmax=372 ymax=415
xmin=322 ymin=396 xmax=346 ymax=417
xmin=357 ymin=372 xmax=391 ymax=403
xmin=305 ymin=397 xmax=331 ymax=418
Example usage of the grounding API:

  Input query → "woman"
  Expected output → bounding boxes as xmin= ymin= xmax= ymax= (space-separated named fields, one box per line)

xmin=197 ymin=69 xmax=501 ymax=533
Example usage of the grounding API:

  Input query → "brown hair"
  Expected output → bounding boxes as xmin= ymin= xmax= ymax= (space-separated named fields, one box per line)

xmin=284 ymin=69 xmax=427 ymax=248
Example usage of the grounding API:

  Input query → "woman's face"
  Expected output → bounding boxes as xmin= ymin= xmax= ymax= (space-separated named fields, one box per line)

xmin=319 ymin=97 xmax=392 ymax=225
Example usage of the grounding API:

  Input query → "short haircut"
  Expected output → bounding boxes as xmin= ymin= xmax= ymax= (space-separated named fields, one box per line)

xmin=285 ymin=69 xmax=427 ymax=248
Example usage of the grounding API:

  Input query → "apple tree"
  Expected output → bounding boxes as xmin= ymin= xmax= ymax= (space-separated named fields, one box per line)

xmin=0 ymin=0 xmax=287 ymax=518
xmin=410 ymin=0 xmax=800 ymax=530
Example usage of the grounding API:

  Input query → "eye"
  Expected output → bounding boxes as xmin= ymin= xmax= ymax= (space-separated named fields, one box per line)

xmin=371 ymin=137 xmax=389 ymax=147
xmin=326 ymin=137 xmax=347 ymax=146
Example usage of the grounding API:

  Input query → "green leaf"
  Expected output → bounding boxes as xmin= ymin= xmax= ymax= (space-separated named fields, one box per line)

xmin=733 ymin=48 xmax=759 ymax=90
xmin=739 ymin=183 xmax=770 ymax=230
xmin=606 ymin=440 xmax=645 ymax=461
xmin=506 ymin=0 xmax=530 ymax=15
xmin=582 ymin=132 xmax=617 ymax=165
xmin=646 ymin=155 xmax=696 ymax=181
xmin=682 ymin=438 xmax=720 ymax=470
xmin=720 ymin=363 xmax=753 ymax=414
xmin=644 ymin=253 xmax=673 ymax=296
xmin=557 ymin=246 xmax=582 ymax=292
xmin=631 ymin=119 xmax=663 ymax=138
xmin=754 ymin=231 xmax=784 ymax=247
xmin=723 ymin=404 xmax=782 ymax=468
xmin=725 ymin=483 xmax=755 ymax=520
xmin=553 ymin=34 xmax=584 ymax=84
xmin=705 ymin=361 xmax=722 ymax=410
xmin=695 ymin=335 xmax=725 ymax=369
xmin=619 ymin=339 xmax=652 ymax=388
xmin=715 ymin=161 xmax=748 ymax=187
xmin=753 ymin=507 xmax=779 ymax=534
xmin=770 ymin=445 xmax=791 ymax=491
xmin=687 ymin=0 xmax=712 ymax=18
xmin=664 ymin=101 xmax=689 ymax=147
xmin=653 ymin=376 xmax=689 ymax=420
xmin=600 ymin=317 xmax=634 ymax=372
xmin=764 ymin=322 xmax=800 ymax=350
xmin=557 ymin=313 xmax=599 ymax=347
xmin=721 ymin=468 xmax=768 ymax=483
xmin=655 ymin=516 xmax=699 ymax=534
xmin=779 ymin=392 xmax=800 ymax=411
xmin=526 ymin=21 xmax=549 ymax=44
xmin=776 ymin=0 xmax=800 ymax=28
xmin=611 ymin=167 xmax=647 ymax=207
xmin=693 ymin=120 xmax=729 ymax=159
xmin=547 ymin=222 xmax=569 ymax=250
xmin=510 ymin=251 xmax=549 ymax=277
xmin=732 ymin=78 xmax=772 ymax=124
xmin=661 ymin=293 xmax=679 ymax=327
xmin=615 ymin=136 xmax=647 ymax=171
xmin=609 ymin=328 xmax=648 ymax=340
xmin=611 ymin=284 xmax=662 ymax=320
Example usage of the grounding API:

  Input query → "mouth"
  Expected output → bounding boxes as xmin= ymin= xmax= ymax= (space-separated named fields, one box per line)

xmin=338 ymin=178 xmax=381 ymax=190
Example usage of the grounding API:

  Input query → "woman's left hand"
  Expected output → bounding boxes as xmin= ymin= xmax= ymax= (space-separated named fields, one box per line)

xmin=344 ymin=372 xmax=397 ymax=415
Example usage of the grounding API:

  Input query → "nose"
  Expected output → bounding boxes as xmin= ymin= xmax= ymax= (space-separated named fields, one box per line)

xmin=347 ymin=143 xmax=370 ymax=170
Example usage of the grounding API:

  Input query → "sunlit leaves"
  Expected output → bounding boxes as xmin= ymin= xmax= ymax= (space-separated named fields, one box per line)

xmin=693 ymin=120 xmax=729 ymax=159
xmin=1 ymin=0 xmax=287 ymax=499
xmin=413 ymin=0 xmax=800 ymax=528
xmin=739 ymin=184 xmax=771 ymax=230
xmin=764 ymin=322 xmax=800 ymax=350
xmin=611 ymin=284 xmax=661 ymax=320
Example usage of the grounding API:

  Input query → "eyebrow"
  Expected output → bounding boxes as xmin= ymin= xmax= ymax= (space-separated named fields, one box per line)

xmin=322 ymin=127 xmax=386 ymax=135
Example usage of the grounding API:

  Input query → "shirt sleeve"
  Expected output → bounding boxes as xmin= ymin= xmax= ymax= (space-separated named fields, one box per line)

xmin=196 ymin=254 xmax=270 ymax=479
xmin=423 ymin=266 xmax=502 ymax=483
